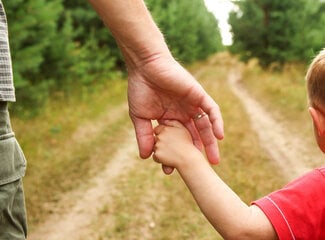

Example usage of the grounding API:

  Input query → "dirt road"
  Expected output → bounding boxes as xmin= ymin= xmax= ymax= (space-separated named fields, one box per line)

xmin=28 ymin=101 xmax=139 ymax=239
xmin=28 ymin=61 xmax=323 ymax=239
xmin=228 ymin=68 xmax=323 ymax=181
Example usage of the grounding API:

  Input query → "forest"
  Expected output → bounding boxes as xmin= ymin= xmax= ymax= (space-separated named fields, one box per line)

xmin=4 ymin=0 xmax=325 ymax=115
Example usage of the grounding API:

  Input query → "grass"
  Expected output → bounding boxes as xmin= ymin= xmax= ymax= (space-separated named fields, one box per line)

xmin=241 ymin=59 xmax=313 ymax=143
xmin=194 ymin=53 xmax=286 ymax=201
xmin=107 ymin=164 xmax=219 ymax=240
xmin=11 ymin=52 xmax=311 ymax=238
xmin=10 ymin=78 xmax=129 ymax=227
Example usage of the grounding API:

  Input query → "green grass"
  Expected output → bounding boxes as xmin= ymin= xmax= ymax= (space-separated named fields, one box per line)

xmin=11 ymin=78 xmax=129 ymax=227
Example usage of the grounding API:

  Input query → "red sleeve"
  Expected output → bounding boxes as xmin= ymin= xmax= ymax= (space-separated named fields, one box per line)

xmin=252 ymin=167 xmax=325 ymax=240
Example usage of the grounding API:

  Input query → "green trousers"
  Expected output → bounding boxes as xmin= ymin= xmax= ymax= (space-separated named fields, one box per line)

xmin=0 ymin=102 xmax=27 ymax=239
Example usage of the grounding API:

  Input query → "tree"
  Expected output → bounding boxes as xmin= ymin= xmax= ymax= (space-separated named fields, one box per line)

xmin=229 ymin=0 xmax=325 ymax=67
xmin=61 ymin=1 xmax=122 ymax=60
xmin=5 ymin=0 xmax=117 ymax=114
xmin=5 ymin=0 xmax=68 ymax=113
xmin=5 ymin=0 xmax=64 ymax=88
xmin=145 ymin=0 xmax=223 ymax=63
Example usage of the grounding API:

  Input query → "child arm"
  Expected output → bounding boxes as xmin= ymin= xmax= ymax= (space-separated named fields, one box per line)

xmin=153 ymin=120 xmax=278 ymax=240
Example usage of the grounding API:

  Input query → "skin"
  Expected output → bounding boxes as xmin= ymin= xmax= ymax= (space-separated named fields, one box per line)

xmin=309 ymin=105 xmax=325 ymax=153
xmin=153 ymin=120 xmax=278 ymax=239
xmin=152 ymin=101 xmax=325 ymax=239
xmin=87 ymin=0 xmax=224 ymax=173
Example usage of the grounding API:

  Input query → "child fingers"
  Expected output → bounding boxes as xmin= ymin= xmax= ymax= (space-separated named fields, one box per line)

xmin=161 ymin=119 xmax=183 ymax=128
xmin=154 ymin=124 xmax=165 ymax=135
xmin=152 ymin=142 xmax=161 ymax=163
xmin=162 ymin=165 xmax=174 ymax=175
xmin=152 ymin=152 xmax=160 ymax=163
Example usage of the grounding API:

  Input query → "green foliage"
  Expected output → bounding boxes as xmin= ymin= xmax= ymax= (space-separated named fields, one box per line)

xmin=229 ymin=0 xmax=325 ymax=67
xmin=5 ymin=0 xmax=63 ymax=87
xmin=5 ymin=0 xmax=64 ymax=115
xmin=145 ymin=0 xmax=223 ymax=63
xmin=61 ymin=1 xmax=122 ymax=69
xmin=4 ymin=0 xmax=118 ymax=115
xmin=70 ymin=31 xmax=116 ymax=85
xmin=4 ymin=0 xmax=222 ymax=116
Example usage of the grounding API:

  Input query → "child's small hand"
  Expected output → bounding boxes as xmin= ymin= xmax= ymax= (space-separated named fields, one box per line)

xmin=153 ymin=120 xmax=199 ymax=169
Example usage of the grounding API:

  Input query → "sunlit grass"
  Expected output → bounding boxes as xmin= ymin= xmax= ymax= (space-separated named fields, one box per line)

xmin=241 ymin=60 xmax=312 ymax=141
xmin=10 ymin=78 xmax=129 ymax=227
xmin=92 ymin=155 xmax=219 ymax=240
xmin=195 ymin=54 xmax=285 ymax=202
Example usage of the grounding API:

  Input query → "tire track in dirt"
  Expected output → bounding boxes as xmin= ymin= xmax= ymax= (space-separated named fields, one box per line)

xmin=29 ymin=130 xmax=139 ymax=240
xmin=27 ymin=101 xmax=142 ymax=240
xmin=28 ymin=102 xmax=163 ymax=240
xmin=227 ymin=68 xmax=323 ymax=181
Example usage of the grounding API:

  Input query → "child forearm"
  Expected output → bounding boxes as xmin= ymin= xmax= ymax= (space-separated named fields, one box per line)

xmin=177 ymin=154 xmax=277 ymax=240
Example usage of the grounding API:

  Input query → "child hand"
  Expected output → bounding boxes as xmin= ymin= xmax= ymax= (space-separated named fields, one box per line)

xmin=153 ymin=120 xmax=199 ymax=169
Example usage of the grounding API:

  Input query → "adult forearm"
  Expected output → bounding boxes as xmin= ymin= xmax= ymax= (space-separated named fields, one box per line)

xmin=88 ymin=0 xmax=171 ymax=67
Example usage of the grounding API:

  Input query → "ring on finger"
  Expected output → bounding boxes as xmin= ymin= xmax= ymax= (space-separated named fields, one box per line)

xmin=193 ymin=112 xmax=207 ymax=121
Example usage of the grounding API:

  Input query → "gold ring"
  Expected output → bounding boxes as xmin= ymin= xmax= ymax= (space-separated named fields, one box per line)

xmin=193 ymin=112 xmax=207 ymax=120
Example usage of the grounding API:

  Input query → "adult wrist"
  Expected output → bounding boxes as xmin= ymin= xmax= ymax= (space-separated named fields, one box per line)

xmin=88 ymin=0 xmax=172 ymax=69
xmin=117 ymin=34 xmax=172 ymax=70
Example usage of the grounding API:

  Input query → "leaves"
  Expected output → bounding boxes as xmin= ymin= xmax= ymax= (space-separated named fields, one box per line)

xmin=229 ymin=0 xmax=325 ymax=68
xmin=145 ymin=0 xmax=223 ymax=63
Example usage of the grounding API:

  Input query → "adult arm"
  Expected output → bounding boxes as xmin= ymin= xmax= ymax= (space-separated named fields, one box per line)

xmin=87 ymin=0 xmax=224 ymax=169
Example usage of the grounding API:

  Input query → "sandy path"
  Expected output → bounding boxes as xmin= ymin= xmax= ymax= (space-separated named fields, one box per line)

xmin=227 ymin=68 xmax=323 ymax=181
xmin=28 ymin=101 xmax=161 ymax=240
xmin=28 ymin=131 xmax=138 ymax=240
xmin=27 ymin=101 xmax=141 ymax=240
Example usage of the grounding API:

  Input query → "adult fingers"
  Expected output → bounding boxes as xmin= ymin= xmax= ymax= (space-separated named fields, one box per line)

xmin=184 ymin=120 xmax=203 ymax=151
xmin=201 ymin=95 xmax=224 ymax=140
xmin=154 ymin=124 xmax=165 ymax=135
xmin=193 ymin=111 xmax=220 ymax=164
xmin=130 ymin=116 xmax=154 ymax=159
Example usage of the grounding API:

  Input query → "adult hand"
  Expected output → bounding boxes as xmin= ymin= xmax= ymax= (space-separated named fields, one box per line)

xmin=127 ymin=53 xmax=224 ymax=173
xmin=88 ymin=0 xmax=223 ymax=173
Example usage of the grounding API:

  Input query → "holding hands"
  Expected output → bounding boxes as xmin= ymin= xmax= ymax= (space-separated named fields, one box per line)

xmin=127 ymin=55 xmax=224 ymax=170
xmin=88 ymin=0 xmax=224 ymax=173
xmin=152 ymin=120 xmax=205 ymax=171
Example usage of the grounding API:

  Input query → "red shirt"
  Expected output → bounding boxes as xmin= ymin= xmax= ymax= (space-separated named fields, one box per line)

xmin=252 ymin=167 xmax=325 ymax=240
